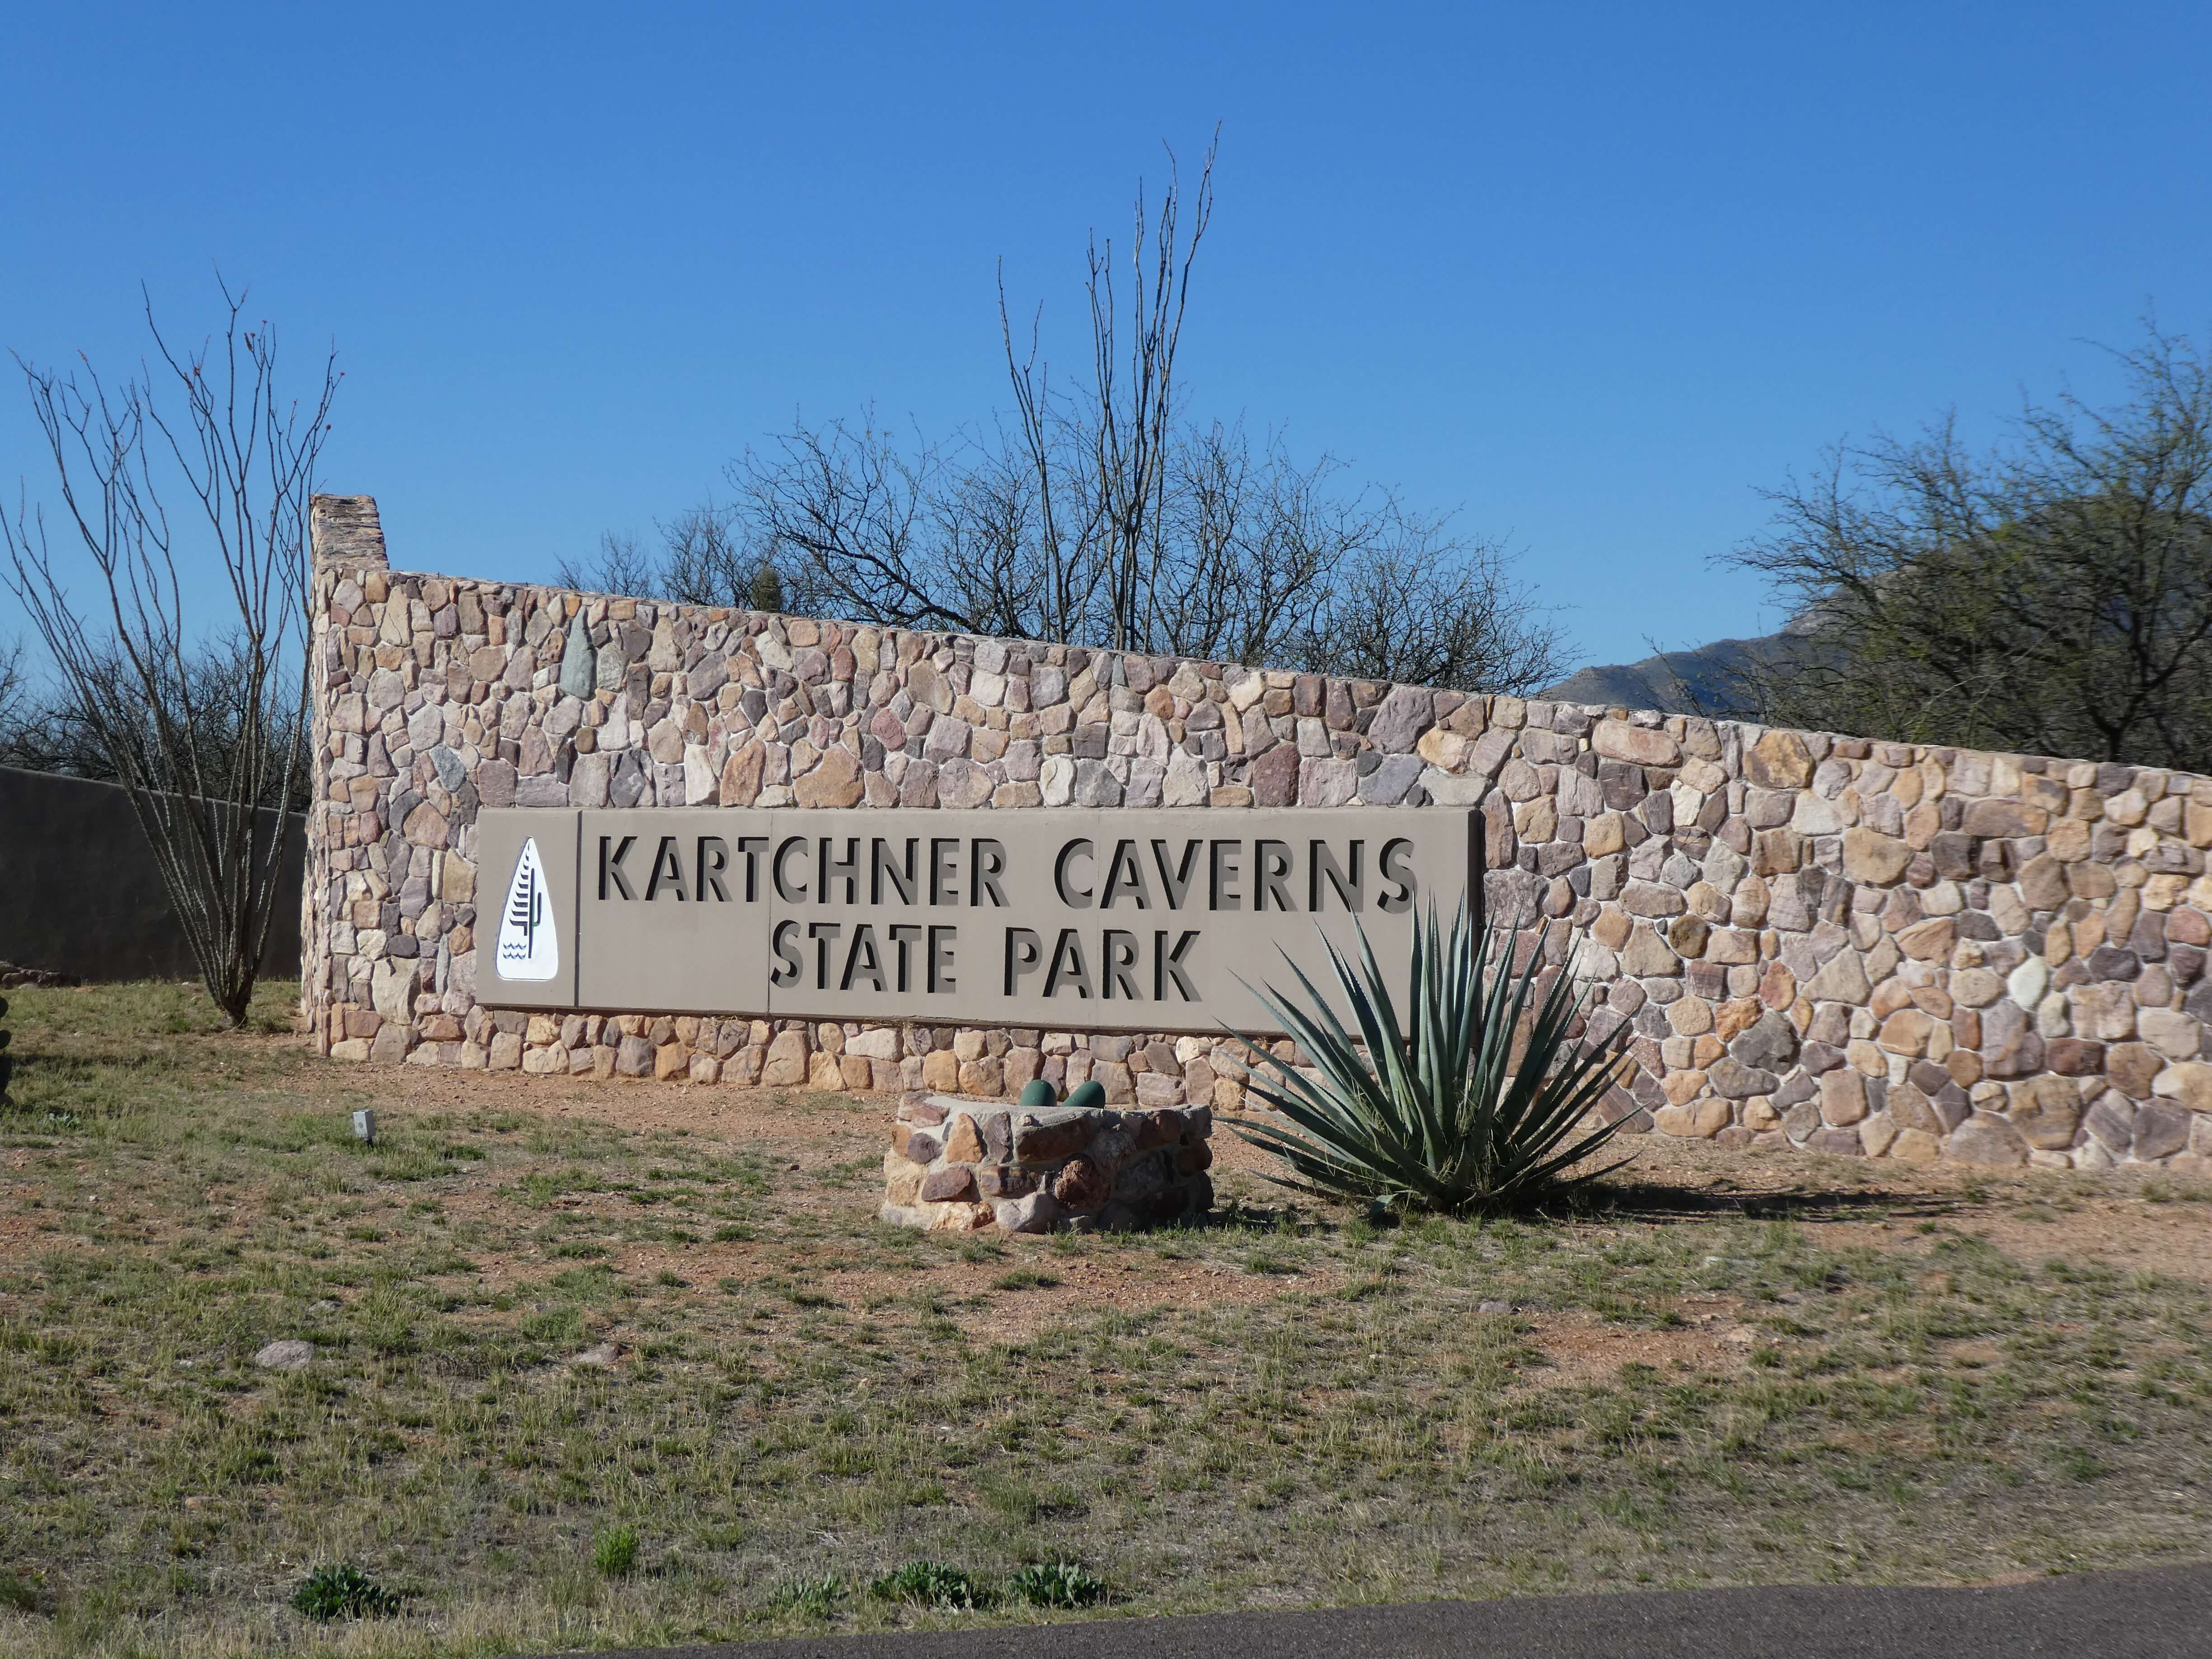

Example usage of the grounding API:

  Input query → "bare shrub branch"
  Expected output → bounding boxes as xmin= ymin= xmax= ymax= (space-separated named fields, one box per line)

xmin=2 ymin=281 xmax=337 ymax=1024
xmin=593 ymin=138 xmax=1570 ymax=692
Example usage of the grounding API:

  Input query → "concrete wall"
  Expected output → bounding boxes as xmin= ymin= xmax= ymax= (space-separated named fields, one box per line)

xmin=301 ymin=493 xmax=2212 ymax=1179
xmin=0 ymin=765 xmax=303 ymax=983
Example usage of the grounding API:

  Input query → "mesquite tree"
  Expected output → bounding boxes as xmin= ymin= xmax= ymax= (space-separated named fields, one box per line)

xmin=1722 ymin=323 xmax=2212 ymax=767
xmin=3 ymin=283 xmax=338 ymax=1025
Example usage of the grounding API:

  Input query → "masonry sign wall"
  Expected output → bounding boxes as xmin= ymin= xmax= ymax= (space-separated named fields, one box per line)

xmin=475 ymin=807 xmax=1481 ymax=1031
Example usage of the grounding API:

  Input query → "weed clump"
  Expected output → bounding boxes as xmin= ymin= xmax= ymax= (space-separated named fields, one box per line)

xmin=870 ymin=1559 xmax=991 ymax=1610
xmin=765 ymin=1572 xmax=844 ymax=1617
xmin=291 ymin=1563 xmax=400 ymax=1621
xmin=1011 ymin=1560 xmax=1108 ymax=1607
xmin=593 ymin=1524 xmax=640 ymax=1577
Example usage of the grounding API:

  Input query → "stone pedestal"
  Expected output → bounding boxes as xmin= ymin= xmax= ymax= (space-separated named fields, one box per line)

xmin=882 ymin=1092 xmax=1214 ymax=1233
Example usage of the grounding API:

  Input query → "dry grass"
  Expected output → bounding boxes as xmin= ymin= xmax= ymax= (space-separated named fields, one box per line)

xmin=1 ymin=982 xmax=2209 ymax=1656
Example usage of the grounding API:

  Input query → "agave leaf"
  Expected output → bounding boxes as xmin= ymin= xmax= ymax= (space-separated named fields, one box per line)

xmin=1228 ymin=899 xmax=1634 ymax=1217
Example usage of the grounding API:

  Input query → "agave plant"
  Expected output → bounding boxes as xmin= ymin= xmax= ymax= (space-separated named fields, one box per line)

xmin=1229 ymin=900 xmax=1632 ymax=1215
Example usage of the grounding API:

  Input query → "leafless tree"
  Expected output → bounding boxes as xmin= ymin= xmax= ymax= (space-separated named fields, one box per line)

xmin=0 ymin=639 xmax=27 ymax=760
xmin=1302 ymin=516 xmax=1570 ymax=691
xmin=554 ymin=529 xmax=657 ymax=600
xmin=692 ymin=139 xmax=1570 ymax=691
xmin=1721 ymin=322 xmax=2212 ymax=766
xmin=2 ymin=282 xmax=337 ymax=1025
xmin=559 ymin=504 xmax=787 ymax=613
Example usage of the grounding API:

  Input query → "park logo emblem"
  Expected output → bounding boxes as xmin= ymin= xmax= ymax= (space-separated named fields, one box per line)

xmin=494 ymin=838 xmax=560 ymax=982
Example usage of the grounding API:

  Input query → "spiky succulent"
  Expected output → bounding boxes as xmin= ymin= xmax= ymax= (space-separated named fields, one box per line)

xmin=1230 ymin=900 xmax=1632 ymax=1215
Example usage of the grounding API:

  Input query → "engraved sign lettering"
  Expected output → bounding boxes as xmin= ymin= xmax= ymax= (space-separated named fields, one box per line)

xmin=473 ymin=808 xmax=1479 ymax=1031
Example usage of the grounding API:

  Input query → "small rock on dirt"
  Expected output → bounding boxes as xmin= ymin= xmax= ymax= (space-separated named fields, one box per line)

xmin=568 ymin=1341 xmax=625 ymax=1368
xmin=1478 ymin=1299 xmax=1512 ymax=1314
xmin=253 ymin=1340 xmax=314 ymax=1371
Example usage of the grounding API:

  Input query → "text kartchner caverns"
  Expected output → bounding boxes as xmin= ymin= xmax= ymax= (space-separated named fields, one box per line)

xmin=473 ymin=808 xmax=1481 ymax=1031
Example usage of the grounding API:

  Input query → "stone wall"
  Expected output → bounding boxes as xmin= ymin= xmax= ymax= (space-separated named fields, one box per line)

xmin=303 ymin=494 xmax=2212 ymax=1179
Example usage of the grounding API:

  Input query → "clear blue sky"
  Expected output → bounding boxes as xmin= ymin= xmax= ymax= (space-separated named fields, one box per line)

xmin=4 ymin=1 xmax=2207 ymax=672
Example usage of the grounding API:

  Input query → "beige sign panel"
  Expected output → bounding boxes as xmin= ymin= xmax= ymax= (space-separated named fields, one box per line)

xmin=476 ymin=808 xmax=1478 ymax=1035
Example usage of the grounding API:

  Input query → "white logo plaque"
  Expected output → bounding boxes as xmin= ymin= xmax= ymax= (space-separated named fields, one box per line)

xmin=494 ymin=837 xmax=561 ymax=982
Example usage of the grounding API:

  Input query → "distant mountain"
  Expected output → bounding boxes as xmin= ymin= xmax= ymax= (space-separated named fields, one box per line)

xmin=1539 ymin=630 xmax=1796 ymax=715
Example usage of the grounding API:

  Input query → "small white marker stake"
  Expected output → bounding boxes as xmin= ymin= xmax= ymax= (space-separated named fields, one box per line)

xmin=353 ymin=1109 xmax=376 ymax=1145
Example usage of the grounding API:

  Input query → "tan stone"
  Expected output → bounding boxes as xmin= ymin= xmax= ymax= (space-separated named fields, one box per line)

xmin=1667 ymin=997 xmax=1715 ymax=1036
xmin=1744 ymin=730 xmax=1814 ymax=789
xmin=1584 ymin=813 xmax=1626 ymax=858
xmin=943 ymin=1115 xmax=987 ymax=1162
xmin=1961 ymin=799 xmax=2049 ymax=837
xmin=1805 ymin=950 xmax=1872 ymax=1005
xmin=1514 ymin=797 xmax=1557 ymax=842
xmin=2008 ymin=1075 xmax=2083 ymax=1151
xmin=1751 ymin=829 xmax=1801 ymax=876
xmin=2108 ymin=1041 xmax=2161 ymax=1098
xmin=1592 ymin=909 xmax=1632 ymax=951
xmin=1820 ymin=1069 xmax=1869 ymax=1126
xmin=1896 ymin=917 xmax=1956 ymax=961
xmin=1415 ymin=726 xmax=1469 ymax=770
xmin=2145 ymin=873 xmax=2192 ymax=912
xmin=1890 ymin=1128 xmax=1942 ymax=1164
xmin=1708 ymin=928 xmax=1759 ymax=965
xmin=1653 ymin=1097 xmax=1729 ymax=1139
xmin=1593 ymin=719 xmax=1681 ymax=767
xmin=793 ymin=745 xmax=865 ymax=807
xmin=2152 ymin=1063 xmax=2212 ymax=1113
xmin=763 ymin=1029 xmax=810 ymax=1086
xmin=1945 ymin=1115 xmax=2030 ymax=1168
xmin=1686 ymin=881 xmax=1730 ymax=922
xmin=884 ymin=1152 xmax=924 ymax=1207
xmin=1842 ymin=827 xmax=1912 ymax=885
xmin=2045 ymin=816 xmax=2093 ymax=862
xmin=1620 ymin=924 xmax=1681 ymax=977
xmin=926 ymin=1202 xmax=994 ymax=1233
xmin=921 ymin=1048 xmax=960 ymax=1092
xmin=2139 ymin=1008 xmax=2203 ymax=1060
xmin=1951 ymin=967 xmax=2004 ymax=1007
xmin=1731 ymin=876 xmax=1770 ymax=927
xmin=1714 ymin=998 xmax=1762 ymax=1042
xmin=719 ymin=743 xmax=765 ymax=805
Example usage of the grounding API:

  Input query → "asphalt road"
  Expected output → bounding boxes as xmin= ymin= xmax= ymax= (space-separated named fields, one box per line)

xmin=581 ymin=1564 xmax=2212 ymax=1659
